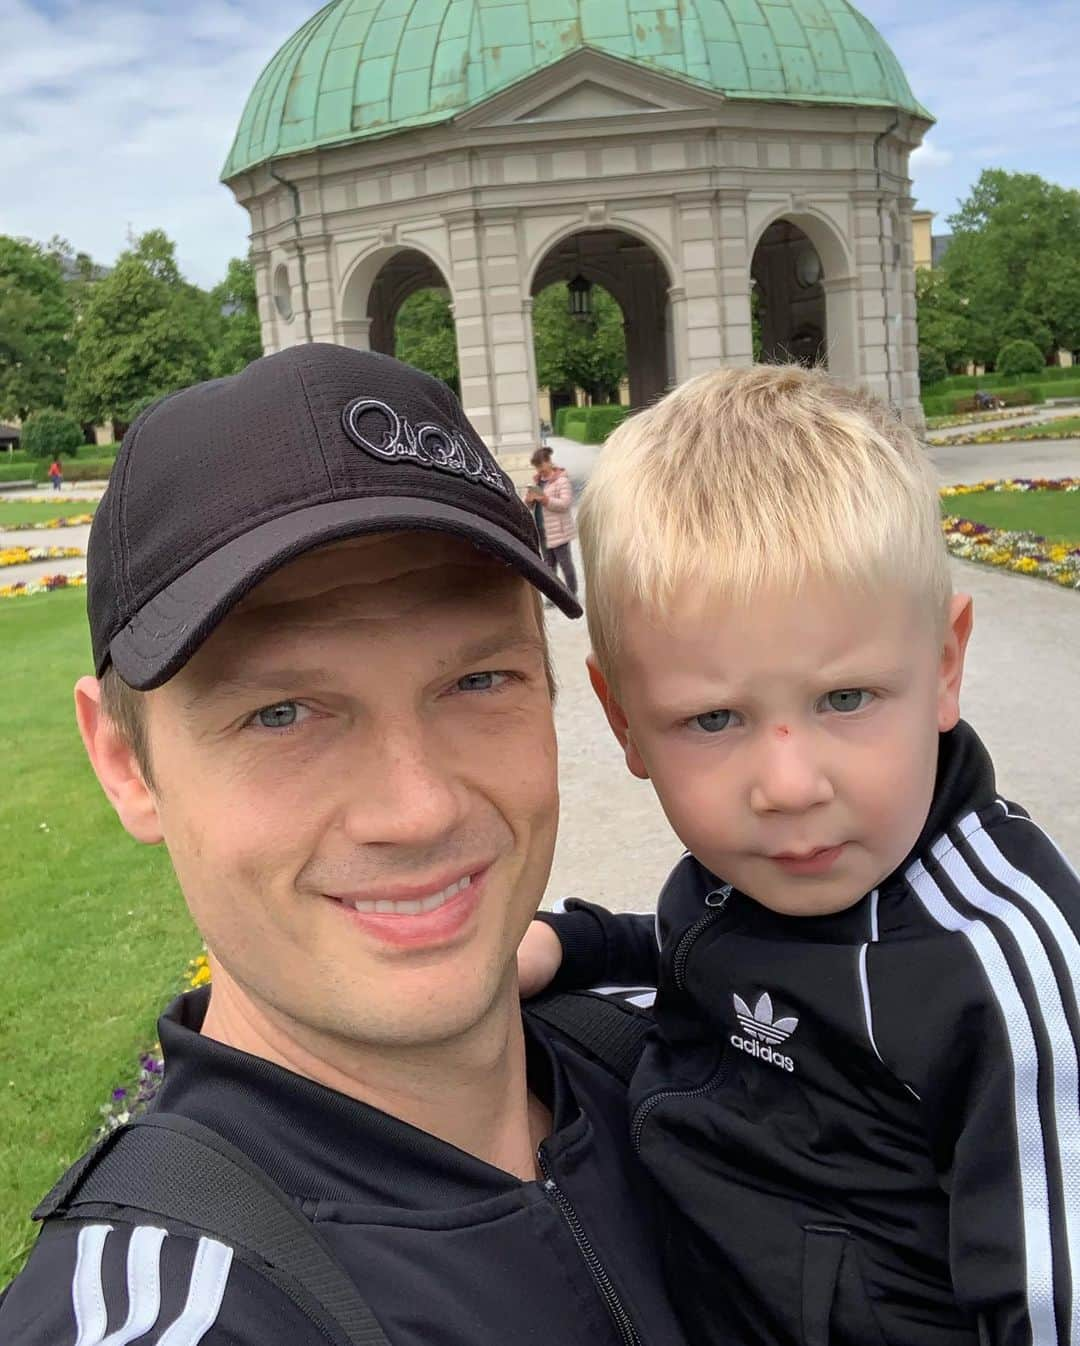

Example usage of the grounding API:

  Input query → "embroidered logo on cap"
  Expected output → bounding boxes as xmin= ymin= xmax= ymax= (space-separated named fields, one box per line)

xmin=342 ymin=397 xmax=511 ymax=497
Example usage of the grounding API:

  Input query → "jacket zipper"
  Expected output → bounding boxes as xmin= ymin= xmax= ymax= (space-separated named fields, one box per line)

xmin=672 ymin=906 xmax=725 ymax=991
xmin=629 ymin=1065 xmax=728 ymax=1153
xmin=536 ymin=1148 xmax=642 ymax=1346
xmin=631 ymin=903 xmax=729 ymax=1153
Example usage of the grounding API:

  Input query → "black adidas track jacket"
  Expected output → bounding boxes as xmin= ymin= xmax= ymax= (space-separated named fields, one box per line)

xmin=541 ymin=722 xmax=1080 ymax=1346
xmin=0 ymin=989 xmax=687 ymax=1346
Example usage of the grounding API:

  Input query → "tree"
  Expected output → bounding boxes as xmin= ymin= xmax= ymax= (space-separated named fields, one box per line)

xmin=914 ymin=268 xmax=971 ymax=373
xmin=394 ymin=288 xmax=459 ymax=393
xmin=66 ymin=230 xmax=218 ymax=425
xmin=210 ymin=256 xmax=263 ymax=377
xmin=944 ymin=170 xmax=1080 ymax=365
xmin=996 ymin=338 xmax=1044 ymax=377
xmin=532 ymin=282 xmax=627 ymax=403
xmin=21 ymin=408 xmax=84 ymax=460
xmin=0 ymin=236 xmax=75 ymax=420
xmin=918 ymin=346 xmax=948 ymax=386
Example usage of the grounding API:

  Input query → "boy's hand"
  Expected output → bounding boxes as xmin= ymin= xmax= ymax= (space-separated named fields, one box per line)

xmin=517 ymin=920 xmax=564 ymax=998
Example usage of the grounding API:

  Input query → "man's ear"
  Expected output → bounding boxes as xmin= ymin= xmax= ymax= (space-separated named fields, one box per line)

xmin=937 ymin=593 xmax=974 ymax=733
xmin=586 ymin=654 xmax=649 ymax=780
xmin=74 ymin=676 xmax=164 ymax=844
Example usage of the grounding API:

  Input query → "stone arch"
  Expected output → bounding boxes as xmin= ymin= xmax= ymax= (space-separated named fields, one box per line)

xmin=338 ymin=243 xmax=454 ymax=355
xmin=528 ymin=226 xmax=675 ymax=409
xmin=748 ymin=207 xmax=857 ymax=384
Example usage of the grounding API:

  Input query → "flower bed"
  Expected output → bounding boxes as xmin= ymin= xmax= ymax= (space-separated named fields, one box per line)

xmin=942 ymin=517 xmax=1080 ymax=588
xmin=940 ymin=480 xmax=1080 ymax=589
xmin=942 ymin=420 xmax=1080 ymax=446
xmin=0 ymin=570 xmax=86 ymax=598
xmin=925 ymin=408 xmax=1034 ymax=432
xmin=0 ymin=545 xmax=84 ymax=568
xmin=95 ymin=954 xmax=210 ymax=1136
xmin=940 ymin=477 xmax=1080 ymax=498
xmin=4 ymin=513 xmax=95 ymax=532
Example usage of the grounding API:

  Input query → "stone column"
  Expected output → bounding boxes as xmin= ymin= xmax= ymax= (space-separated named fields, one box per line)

xmin=250 ymin=248 xmax=277 ymax=355
xmin=479 ymin=212 xmax=539 ymax=455
xmin=445 ymin=210 xmax=498 ymax=446
xmin=336 ymin=317 xmax=372 ymax=350
xmin=667 ymin=286 xmax=689 ymax=386
xmin=716 ymin=190 xmax=753 ymax=366
xmin=851 ymin=189 xmax=901 ymax=408
xmin=821 ymin=275 xmax=859 ymax=387
xmin=676 ymin=192 xmax=723 ymax=378
xmin=897 ymin=195 xmax=924 ymax=428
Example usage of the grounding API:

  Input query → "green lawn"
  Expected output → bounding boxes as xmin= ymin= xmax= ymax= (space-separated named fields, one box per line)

xmin=941 ymin=489 xmax=1080 ymax=543
xmin=965 ymin=415 xmax=1080 ymax=443
xmin=0 ymin=591 xmax=198 ymax=1282
xmin=0 ymin=500 xmax=98 ymax=529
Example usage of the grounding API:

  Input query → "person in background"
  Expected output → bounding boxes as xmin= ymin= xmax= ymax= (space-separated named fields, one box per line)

xmin=47 ymin=458 xmax=63 ymax=492
xmin=527 ymin=446 xmax=578 ymax=600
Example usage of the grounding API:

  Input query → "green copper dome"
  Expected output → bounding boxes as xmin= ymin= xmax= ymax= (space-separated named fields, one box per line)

xmin=223 ymin=0 xmax=928 ymax=180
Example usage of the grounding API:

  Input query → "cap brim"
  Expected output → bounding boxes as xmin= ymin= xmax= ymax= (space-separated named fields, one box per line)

xmin=108 ymin=496 xmax=582 ymax=689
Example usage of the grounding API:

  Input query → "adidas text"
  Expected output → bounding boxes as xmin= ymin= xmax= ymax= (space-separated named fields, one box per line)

xmin=730 ymin=1033 xmax=795 ymax=1073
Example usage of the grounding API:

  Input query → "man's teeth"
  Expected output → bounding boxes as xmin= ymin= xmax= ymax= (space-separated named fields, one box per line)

xmin=352 ymin=874 xmax=472 ymax=916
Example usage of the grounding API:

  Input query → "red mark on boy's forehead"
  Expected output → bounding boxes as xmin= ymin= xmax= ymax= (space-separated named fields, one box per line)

xmin=776 ymin=725 xmax=790 ymax=738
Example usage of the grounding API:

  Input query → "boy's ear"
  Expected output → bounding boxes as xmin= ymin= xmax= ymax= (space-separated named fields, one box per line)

xmin=937 ymin=593 xmax=974 ymax=733
xmin=586 ymin=654 xmax=650 ymax=780
xmin=74 ymin=675 xmax=164 ymax=844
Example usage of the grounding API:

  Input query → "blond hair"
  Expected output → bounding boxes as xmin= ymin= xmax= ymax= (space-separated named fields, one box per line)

xmin=578 ymin=363 xmax=949 ymax=677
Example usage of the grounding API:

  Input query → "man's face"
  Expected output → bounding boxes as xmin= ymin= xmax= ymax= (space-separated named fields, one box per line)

xmin=141 ymin=533 xmax=559 ymax=1048
xmin=596 ymin=579 xmax=970 ymax=917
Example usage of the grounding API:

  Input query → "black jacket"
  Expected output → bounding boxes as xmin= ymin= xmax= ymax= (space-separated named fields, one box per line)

xmin=540 ymin=723 xmax=1080 ymax=1346
xmin=0 ymin=988 xmax=687 ymax=1346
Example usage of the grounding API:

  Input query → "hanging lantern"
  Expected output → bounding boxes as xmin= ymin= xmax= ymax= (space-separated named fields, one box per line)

xmin=567 ymin=274 xmax=593 ymax=321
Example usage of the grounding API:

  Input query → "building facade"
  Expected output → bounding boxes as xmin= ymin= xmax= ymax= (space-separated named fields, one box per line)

xmin=223 ymin=1 xmax=933 ymax=468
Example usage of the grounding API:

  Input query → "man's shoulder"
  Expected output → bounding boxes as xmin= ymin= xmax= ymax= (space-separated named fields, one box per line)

xmin=0 ymin=1215 xmax=319 ymax=1345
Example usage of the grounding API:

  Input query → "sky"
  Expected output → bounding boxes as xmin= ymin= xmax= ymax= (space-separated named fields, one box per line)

xmin=1 ymin=0 xmax=1077 ymax=290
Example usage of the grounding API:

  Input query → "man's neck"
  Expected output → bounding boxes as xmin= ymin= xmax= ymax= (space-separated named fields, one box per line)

xmin=200 ymin=969 xmax=550 ymax=1180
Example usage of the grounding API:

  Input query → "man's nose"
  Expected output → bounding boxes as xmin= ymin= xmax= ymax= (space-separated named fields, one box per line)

xmin=341 ymin=726 xmax=468 ymax=847
xmin=748 ymin=729 xmax=835 ymax=815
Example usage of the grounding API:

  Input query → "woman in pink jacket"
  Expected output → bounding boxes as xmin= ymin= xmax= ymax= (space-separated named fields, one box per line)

xmin=527 ymin=446 xmax=577 ymax=599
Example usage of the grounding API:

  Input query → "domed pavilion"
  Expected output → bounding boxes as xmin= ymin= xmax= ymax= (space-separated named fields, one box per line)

xmin=223 ymin=0 xmax=932 ymax=463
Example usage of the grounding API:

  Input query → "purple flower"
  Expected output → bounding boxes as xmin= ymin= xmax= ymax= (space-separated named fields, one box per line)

xmin=112 ymin=1087 xmax=127 ymax=1101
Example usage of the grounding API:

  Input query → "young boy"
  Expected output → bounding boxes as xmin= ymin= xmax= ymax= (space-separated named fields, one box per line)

xmin=522 ymin=364 xmax=1080 ymax=1346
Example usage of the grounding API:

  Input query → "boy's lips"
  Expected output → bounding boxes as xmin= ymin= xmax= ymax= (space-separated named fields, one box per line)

xmin=768 ymin=844 xmax=846 ymax=876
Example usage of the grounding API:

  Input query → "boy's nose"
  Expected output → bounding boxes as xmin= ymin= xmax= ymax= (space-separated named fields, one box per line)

xmin=748 ymin=731 xmax=835 ymax=815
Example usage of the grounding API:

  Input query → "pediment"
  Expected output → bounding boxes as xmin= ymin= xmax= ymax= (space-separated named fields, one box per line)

xmin=520 ymin=80 xmax=672 ymax=122
xmin=457 ymin=47 xmax=723 ymax=130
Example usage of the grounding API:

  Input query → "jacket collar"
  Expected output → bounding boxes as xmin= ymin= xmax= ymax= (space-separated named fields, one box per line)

xmin=152 ymin=987 xmax=579 ymax=1209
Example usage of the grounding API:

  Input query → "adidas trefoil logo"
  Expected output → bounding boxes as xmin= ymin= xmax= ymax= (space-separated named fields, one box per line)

xmin=730 ymin=991 xmax=799 ymax=1073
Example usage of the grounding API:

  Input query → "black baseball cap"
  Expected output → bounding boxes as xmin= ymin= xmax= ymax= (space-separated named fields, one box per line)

xmin=88 ymin=344 xmax=581 ymax=690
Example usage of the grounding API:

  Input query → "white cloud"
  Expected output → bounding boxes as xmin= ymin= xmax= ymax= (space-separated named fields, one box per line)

xmin=0 ymin=0 xmax=1076 ymax=285
xmin=910 ymin=141 xmax=953 ymax=171
xmin=0 ymin=0 xmax=315 ymax=287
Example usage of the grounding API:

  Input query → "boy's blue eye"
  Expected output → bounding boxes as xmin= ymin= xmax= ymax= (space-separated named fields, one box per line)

xmin=826 ymin=689 xmax=871 ymax=713
xmin=694 ymin=709 xmax=732 ymax=733
xmin=257 ymin=702 xmax=299 ymax=729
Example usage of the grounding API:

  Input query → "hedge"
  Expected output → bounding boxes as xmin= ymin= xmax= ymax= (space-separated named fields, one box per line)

xmin=922 ymin=386 xmax=1048 ymax=418
xmin=43 ymin=458 xmax=115 ymax=483
xmin=554 ymin=406 xmax=588 ymax=435
xmin=931 ymin=367 xmax=1079 ymax=393
xmin=559 ymin=405 xmax=629 ymax=444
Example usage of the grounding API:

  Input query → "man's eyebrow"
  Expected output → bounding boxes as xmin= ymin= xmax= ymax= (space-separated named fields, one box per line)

xmin=182 ymin=668 xmax=335 ymax=712
xmin=183 ymin=628 xmax=545 ymax=710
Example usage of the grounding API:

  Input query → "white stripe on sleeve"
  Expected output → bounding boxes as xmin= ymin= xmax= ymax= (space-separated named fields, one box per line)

xmin=100 ymin=1225 xmax=167 ymax=1346
xmin=155 ymin=1236 xmax=234 ymax=1346
xmin=907 ymin=854 xmax=1059 ymax=1346
xmin=72 ymin=1224 xmax=112 ymax=1346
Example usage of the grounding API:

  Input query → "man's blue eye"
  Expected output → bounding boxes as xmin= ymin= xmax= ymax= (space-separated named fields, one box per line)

xmin=458 ymin=672 xmax=496 ymax=692
xmin=257 ymin=702 xmax=298 ymax=728
xmin=827 ymin=689 xmax=870 ymax=713
xmin=694 ymin=709 xmax=731 ymax=733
